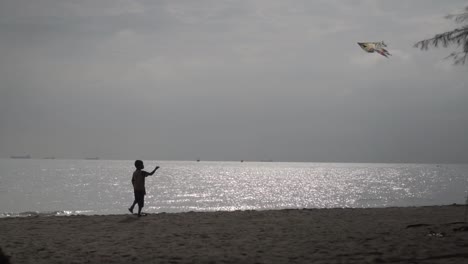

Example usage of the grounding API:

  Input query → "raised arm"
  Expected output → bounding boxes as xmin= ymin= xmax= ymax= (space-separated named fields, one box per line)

xmin=146 ymin=166 xmax=160 ymax=176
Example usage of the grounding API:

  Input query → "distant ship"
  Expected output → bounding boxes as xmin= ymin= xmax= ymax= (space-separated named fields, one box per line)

xmin=43 ymin=157 xmax=56 ymax=159
xmin=10 ymin=155 xmax=31 ymax=159
xmin=85 ymin=157 xmax=100 ymax=160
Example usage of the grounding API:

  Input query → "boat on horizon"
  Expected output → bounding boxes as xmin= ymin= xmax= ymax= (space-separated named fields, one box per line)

xmin=10 ymin=155 xmax=31 ymax=159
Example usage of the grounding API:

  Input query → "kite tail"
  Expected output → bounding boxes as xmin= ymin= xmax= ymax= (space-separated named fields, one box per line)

xmin=376 ymin=50 xmax=389 ymax=58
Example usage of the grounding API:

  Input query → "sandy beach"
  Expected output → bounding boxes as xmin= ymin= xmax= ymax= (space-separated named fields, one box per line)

xmin=1 ymin=205 xmax=467 ymax=264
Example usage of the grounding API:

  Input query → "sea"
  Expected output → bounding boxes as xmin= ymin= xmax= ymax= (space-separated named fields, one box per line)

xmin=0 ymin=159 xmax=467 ymax=217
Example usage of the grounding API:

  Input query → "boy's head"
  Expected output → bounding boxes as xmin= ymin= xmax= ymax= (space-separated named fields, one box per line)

xmin=134 ymin=160 xmax=144 ymax=170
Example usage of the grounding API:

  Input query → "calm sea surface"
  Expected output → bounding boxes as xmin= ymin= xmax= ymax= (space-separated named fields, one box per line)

xmin=0 ymin=159 xmax=467 ymax=217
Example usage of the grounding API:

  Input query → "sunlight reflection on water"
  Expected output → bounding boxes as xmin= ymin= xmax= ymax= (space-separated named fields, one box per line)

xmin=0 ymin=160 xmax=467 ymax=216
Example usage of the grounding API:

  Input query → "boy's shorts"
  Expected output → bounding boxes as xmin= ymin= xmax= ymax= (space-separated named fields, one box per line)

xmin=134 ymin=190 xmax=145 ymax=207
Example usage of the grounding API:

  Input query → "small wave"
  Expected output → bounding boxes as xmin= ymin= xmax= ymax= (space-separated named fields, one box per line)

xmin=0 ymin=210 xmax=93 ymax=218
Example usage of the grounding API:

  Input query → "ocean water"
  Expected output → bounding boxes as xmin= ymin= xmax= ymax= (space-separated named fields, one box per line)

xmin=0 ymin=159 xmax=467 ymax=217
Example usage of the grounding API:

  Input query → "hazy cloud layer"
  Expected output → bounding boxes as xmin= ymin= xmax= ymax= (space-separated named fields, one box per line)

xmin=1 ymin=0 xmax=467 ymax=162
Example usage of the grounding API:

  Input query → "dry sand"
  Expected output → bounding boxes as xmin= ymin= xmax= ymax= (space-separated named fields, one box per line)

xmin=1 ymin=205 xmax=467 ymax=264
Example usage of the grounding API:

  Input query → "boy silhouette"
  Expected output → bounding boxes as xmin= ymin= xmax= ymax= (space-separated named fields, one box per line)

xmin=129 ymin=160 xmax=159 ymax=217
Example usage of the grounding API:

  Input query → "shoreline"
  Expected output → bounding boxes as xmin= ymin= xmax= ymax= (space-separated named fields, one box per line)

xmin=1 ymin=205 xmax=467 ymax=263
xmin=1 ymin=203 xmax=467 ymax=218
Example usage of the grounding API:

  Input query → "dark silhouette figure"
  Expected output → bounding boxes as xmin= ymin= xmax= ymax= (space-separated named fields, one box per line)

xmin=0 ymin=247 xmax=11 ymax=264
xmin=128 ymin=160 xmax=159 ymax=217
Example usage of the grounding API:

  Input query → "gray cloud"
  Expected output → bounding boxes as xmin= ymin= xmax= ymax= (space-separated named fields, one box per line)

xmin=1 ymin=0 xmax=467 ymax=162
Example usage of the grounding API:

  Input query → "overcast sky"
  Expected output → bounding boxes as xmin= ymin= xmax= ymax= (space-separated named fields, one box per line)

xmin=0 ymin=0 xmax=467 ymax=163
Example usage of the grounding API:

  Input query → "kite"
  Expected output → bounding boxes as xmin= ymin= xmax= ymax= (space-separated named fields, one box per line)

xmin=357 ymin=41 xmax=391 ymax=58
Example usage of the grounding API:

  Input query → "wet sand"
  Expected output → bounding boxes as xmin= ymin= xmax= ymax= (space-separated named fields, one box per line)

xmin=1 ymin=205 xmax=467 ymax=263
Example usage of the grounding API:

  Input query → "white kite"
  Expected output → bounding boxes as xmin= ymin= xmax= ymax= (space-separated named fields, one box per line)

xmin=357 ymin=41 xmax=391 ymax=58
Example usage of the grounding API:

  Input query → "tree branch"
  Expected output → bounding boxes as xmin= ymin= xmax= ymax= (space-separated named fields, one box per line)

xmin=414 ymin=6 xmax=468 ymax=65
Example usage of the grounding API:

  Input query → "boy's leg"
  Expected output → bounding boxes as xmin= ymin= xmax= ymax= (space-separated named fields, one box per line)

xmin=137 ymin=205 xmax=142 ymax=217
xmin=136 ymin=191 xmax=144 ymax=217
xmin=129 ymin=200 xmax=137 ymax=213
xmin=129 ymin=191 xmax=138 ymax=213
